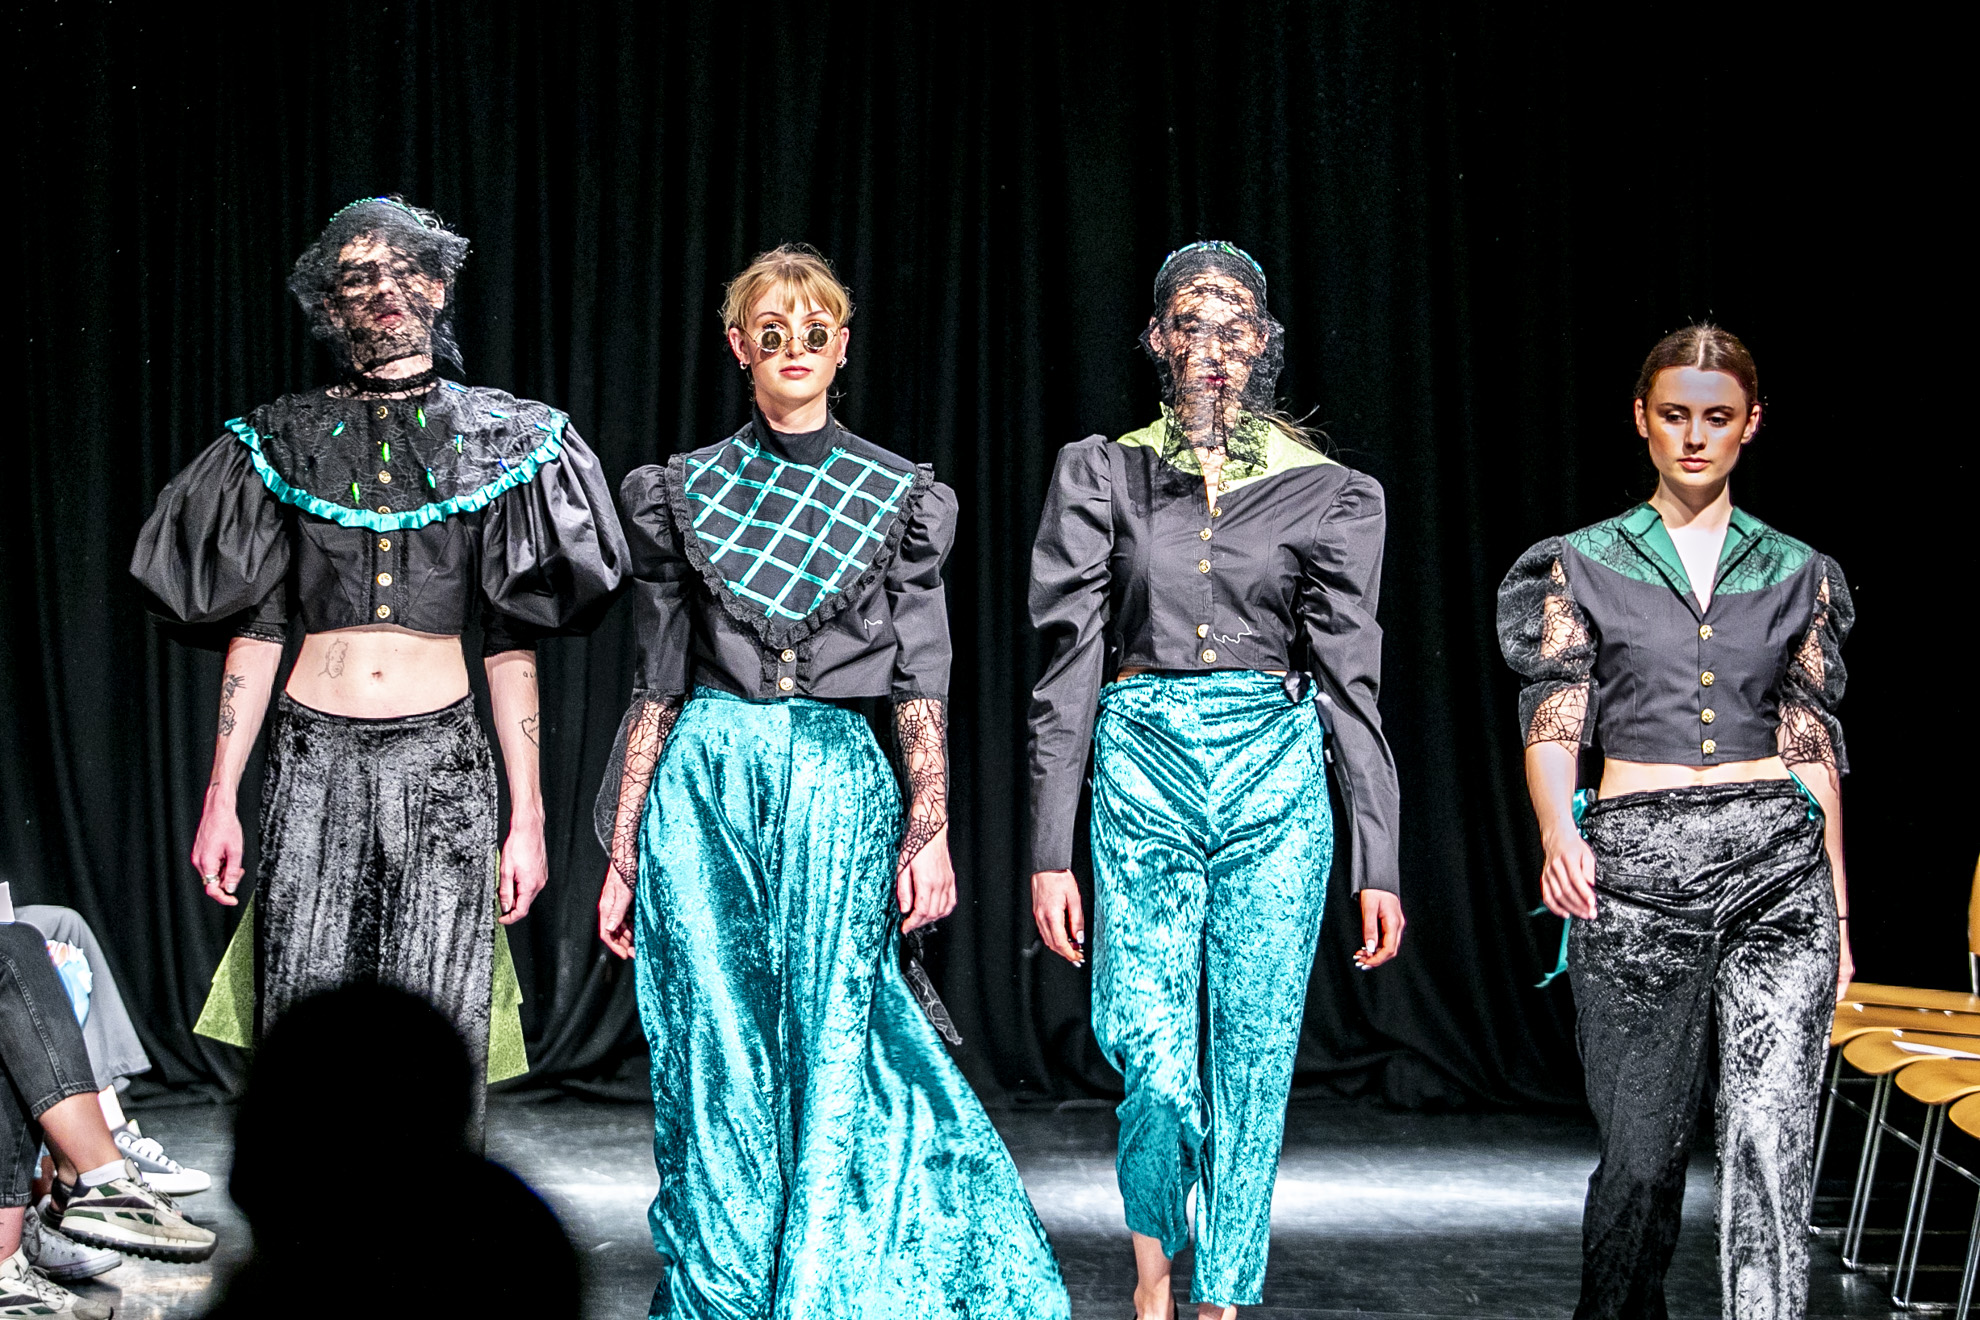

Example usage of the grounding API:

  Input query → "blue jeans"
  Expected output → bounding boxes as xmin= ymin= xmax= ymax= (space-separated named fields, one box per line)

xmin=0 ymin=921 xmax=99 ymax=1206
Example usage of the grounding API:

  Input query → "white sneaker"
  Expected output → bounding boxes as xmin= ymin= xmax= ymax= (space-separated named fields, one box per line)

xmin=20 ymin=1207 xmax=119 ymax=1283
xmin=0 ymin=1247 xmax=112 ymax=1318
xmin=112 ymin=1120 xmax=211 ymax=1196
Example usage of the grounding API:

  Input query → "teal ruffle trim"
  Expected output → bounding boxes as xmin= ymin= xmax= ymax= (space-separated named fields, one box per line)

xmin=224 ymin=412 xmax=566 ymax=533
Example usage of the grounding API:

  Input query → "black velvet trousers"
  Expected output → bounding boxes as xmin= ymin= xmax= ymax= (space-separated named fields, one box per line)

xmin=255 ymin=695 xmax=499 ymax=1132
xmin=1569 ymin=780 xmax=1836 ymax=1320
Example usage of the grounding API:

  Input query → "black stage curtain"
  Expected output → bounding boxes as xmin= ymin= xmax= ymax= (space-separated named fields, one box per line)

xmin=6 ymin=2 xmax=1965 ymax=1107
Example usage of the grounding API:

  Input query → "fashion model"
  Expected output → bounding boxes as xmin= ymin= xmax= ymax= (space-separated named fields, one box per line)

xmin=596 ymin=244 xmax=1069 ymax=1319
xmin=130 ymin=198 xmax=628 ymax=1129
xmin=1027 ymin=241 xmax=1405 ymax=1320
xmin=1498 ymin=324 xmax=1852 ymax=1320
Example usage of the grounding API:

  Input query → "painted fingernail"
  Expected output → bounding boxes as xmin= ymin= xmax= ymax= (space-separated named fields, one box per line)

xmin=1365 ymin=940 xmax=1377 ymax=953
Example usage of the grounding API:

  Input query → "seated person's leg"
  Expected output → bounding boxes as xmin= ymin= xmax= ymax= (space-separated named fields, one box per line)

xmin=16 ymin=904 xmax=209 ymax=1195
xmin=0 ymin=923 xmax=214 ymax=1264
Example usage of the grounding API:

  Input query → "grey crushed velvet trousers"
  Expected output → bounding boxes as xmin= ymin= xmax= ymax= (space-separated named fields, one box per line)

xmin=1569 ymin=779 xmax=1836 ymax=1320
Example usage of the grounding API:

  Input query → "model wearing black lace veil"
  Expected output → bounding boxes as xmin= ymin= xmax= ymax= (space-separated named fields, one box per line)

xmin=595 ymin=245 xmax=1067 ymax=1318
xmin=129 ymin=196 xmax=628 ymax=1138
xmin=1495 ymin=322 xmax=1853 ymax=1319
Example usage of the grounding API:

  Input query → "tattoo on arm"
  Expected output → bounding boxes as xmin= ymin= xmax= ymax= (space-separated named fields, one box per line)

xmin=320 ymin=640 xmax=348 ymax=678
xmin=520 ymin=712 xmax=540 ymax=747
xmin=218 ymin=673 xmax=246 ymax=737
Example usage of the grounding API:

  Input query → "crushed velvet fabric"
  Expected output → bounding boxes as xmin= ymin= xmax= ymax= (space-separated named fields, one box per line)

xmin=1090 ymin=671 xmax=1333 ymax=1307
xmin=253 ymin=695 xmax=500 ymax=1138
xmin=633 ymin=688 xmax=1068 ymax=1319
xmin=1569 ymin=780 xmax=1835 ymax=1320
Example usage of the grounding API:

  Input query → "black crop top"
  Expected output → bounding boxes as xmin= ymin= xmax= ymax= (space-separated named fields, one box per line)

xmin=130 ymin=384 xmax=628 ymax=653
xmin=1026 ymin=419 xmax=1401 ymax=894
xmin=1497 ymin=504 xmax=1852 ymax=772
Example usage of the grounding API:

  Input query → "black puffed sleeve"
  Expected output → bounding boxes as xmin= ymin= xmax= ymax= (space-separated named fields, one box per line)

xmin=1777 ymin=554 xmax=1854 ymax=775
xmin=129 ymin=433 xmax=290 ymax=647
xmin=1495 ymin=537 xmax=1596 ymax=748
xmin=479 ymin=421 xmax=629 ymax=653
xmin=1025 ymin=436 xmax=1114 ymax=875
xmin=886 ymin=477 xmax=957 ymax=702
xmin=1299 ymin=471 xmax=1401 ymax=896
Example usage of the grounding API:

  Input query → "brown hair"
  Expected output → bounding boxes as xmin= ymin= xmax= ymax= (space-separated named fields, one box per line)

xmin=719 ymin=243 xmax=853 ymax=331
xmin=1633 ymin=322 xmax=1759 ymax=411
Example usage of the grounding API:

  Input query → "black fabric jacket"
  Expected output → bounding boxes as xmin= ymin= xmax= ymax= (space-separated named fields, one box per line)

xmin=619 ymin=412 xmax=956 ymax=705
xmin=130 ymin=384 xmax=627 ymax=653
xmin=1025 ymin=425 xmax=1401 ymax=894
xmin=1497 ymin=504 xmax=1852 ymax=773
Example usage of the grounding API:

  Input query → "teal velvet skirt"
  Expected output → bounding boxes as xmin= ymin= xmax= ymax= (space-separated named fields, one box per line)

xmin=634 ymin=687 xmax=1069 ymax=1320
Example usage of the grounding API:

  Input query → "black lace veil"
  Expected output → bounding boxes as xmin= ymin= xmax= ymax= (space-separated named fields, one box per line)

xmin=288 ymin=197 xmax=470 ymax=375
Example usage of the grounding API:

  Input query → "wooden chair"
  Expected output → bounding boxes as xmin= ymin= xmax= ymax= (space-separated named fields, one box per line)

xmin=1945 ymin=1093 xmax=1980 ymax=1318
xmin=1816 ymin=1006 xmax=1980 ymax=1247
xmin=1889 ymin=1058 xmax=1980 ymax=1308
xmin=1836 ymin=1032 xmax=1980 ymax=1270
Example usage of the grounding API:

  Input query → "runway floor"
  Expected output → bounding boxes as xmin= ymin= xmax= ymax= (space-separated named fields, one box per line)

xmin=80 ymin=1093 xmax=1935 ymax=1317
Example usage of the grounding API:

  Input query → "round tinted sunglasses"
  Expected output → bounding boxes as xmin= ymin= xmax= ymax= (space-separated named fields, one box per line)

xmin=753 ymin=322 xmax=836 ymax=356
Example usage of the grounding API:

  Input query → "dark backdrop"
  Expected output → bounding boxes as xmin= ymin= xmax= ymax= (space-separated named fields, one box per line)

xmin=6 ymin=1 xmax=1966 ymax=1107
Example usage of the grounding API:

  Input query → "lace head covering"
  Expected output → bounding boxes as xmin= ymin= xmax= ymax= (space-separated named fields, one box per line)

xmin=288 ymin=197 xmax=470 ymax=375
xmin=1139 ymin=241 xmax=1285 ymax=466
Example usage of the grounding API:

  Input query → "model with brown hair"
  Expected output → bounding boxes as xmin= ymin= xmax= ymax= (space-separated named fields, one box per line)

xmin=1498 ymin=324 xmax=1852 ymax=1319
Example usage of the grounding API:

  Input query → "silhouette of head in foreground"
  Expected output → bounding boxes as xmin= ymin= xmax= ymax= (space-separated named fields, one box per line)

xmin=204 ymin=984 xmax=579 ymax=1319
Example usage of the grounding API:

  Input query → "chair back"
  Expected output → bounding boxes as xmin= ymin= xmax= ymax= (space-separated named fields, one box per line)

xmin=1969 ymin=855 xmax=1980 ymax=989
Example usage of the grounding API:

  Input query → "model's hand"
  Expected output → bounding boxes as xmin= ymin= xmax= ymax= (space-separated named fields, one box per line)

xmin=498 ymin=820 xmax=549 ymax=925
xmin=898 ymin=825 xmax=956 ymax=933
xmin=1539 ymin=828 xmax=1598 ymax=920
xmin=1836 ymin=924 xmax=1855 ymax=1005
xmin=1354 ymin=890 xmax=1405 ymax=969
xmin=191 ymin=789 xmax=246 ymax=906
xmin=598 ymin=868 xmax=636 ymax=960
xmin=1031 ymin=869 xmax=1085 ymax=966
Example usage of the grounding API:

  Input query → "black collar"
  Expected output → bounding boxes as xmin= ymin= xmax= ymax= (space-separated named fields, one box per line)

xmin=750 ymin=405 xmax=837 ymax=467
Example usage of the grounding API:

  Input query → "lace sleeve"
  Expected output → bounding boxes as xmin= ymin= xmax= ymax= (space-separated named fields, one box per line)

xmin=1497 ymin=539 xmax=1595 ymax=750
xmin=1778 ymin=557 xmax=1854 ymax=777
xmin=594 ymin=693 xmax=684 ymax=883
xmin=894 ymin=697 xmax=948 ymax=874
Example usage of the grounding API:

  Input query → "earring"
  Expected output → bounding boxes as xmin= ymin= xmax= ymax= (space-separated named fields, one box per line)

xmin=740 ymin=361 xmax=750 ymax=372
xmin=838 ymin=359 xmax=847 ymax=368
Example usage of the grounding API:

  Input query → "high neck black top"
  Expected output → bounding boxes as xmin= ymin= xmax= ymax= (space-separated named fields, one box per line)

xmin=1025 ymin=419 xmax=1401 ymax=896
xmin=1497 ymin=504 xmax=1852 ymax=774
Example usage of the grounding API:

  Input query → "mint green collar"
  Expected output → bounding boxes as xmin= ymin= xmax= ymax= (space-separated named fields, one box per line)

xmin=1620 ymin=502 xmax=1768 ymax=599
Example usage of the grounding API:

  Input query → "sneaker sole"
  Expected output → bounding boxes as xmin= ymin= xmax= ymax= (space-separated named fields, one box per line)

xmin=40 ymin=1250 xmax=123 ymax=1282
xmin=57 ymin=1219 xmax=215 ymax=1263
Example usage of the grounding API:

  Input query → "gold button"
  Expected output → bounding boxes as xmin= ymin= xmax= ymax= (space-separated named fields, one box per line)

xmin=1212 ymin=506 xmax=1223 ymax=517
xmin=1701 ymin=670 xmax=1715 ymax=687
xmin=1700 ymin=708 xmax=1715 ymax=724
xmin=377 ymin=537 xmax=391 ymax=552
xmin=1199 ymin=528 xmax=1212 ymax=541
xmin=1702 ymin=738 xmax=1717 ymax=755
xmin=780 ymin=648 xmax=796 ymax=663
xmin=1197 ymin=559 xmax=1211 ymax=573
xmin=777 ymin=676 xmax=795 ymax=692
xmin=375 ymin=604 xmax=392 ymax=619
xmin=378 ymin=470 xmax=393 ymax=484
xmin=1699 ymin=624 xmax=1714 ymax=640
xmin=1196 ymin=624 xmax=1209 ymax=638
xmin=1201 ymin=648 xmax=1217 ymax=664
xmin=377 ymin=506 xmax=392 ymax=515
xmin=376 ymin=572 xmax=393 ymax=587
xmin=375 ymin=405 xmax=390 ymax=420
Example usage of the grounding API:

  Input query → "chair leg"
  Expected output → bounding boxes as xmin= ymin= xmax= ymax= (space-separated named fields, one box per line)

xmin=1845 ymin=1074 xmax=1895 ymax=1269
xmin=1813 ymin=1048 xmax=1846 ymax=1229
xmin=1958 ymin=1192 xmax=1980 ymax=1320
xmin=1894 ymin=1106 xmax=1947 ymax=1309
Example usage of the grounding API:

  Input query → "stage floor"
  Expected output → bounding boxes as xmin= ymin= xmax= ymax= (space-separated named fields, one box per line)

xmin=87 ymin=1095 xmax=1903 ymax=1318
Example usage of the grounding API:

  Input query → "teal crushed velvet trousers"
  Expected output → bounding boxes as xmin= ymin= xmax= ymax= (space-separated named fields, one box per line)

xmin=1091 ymin=672 xmax=1334 ymax=1307
xmin=635 ymin=688 xmax=1070 ymax=1320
